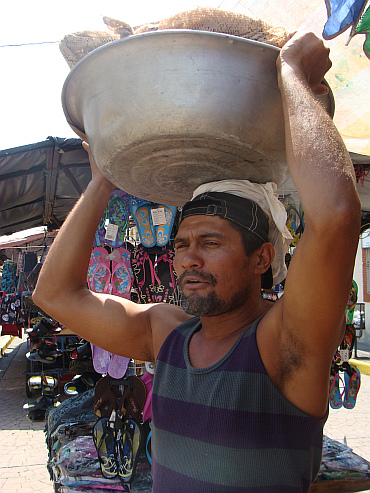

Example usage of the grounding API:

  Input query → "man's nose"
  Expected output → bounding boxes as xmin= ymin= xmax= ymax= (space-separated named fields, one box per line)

xmin=181 ymin=245 xmax=204 ymax=269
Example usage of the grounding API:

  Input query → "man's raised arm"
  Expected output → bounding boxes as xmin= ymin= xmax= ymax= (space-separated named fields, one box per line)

xmin=276 ymin=32 xmax=361 ymax=357
xmin=32 ymin=144 xmax=178 ymax=362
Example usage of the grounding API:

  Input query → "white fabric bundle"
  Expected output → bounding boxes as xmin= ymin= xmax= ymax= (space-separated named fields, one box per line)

xmin=192 ymin=180 xmax=293 ymax=286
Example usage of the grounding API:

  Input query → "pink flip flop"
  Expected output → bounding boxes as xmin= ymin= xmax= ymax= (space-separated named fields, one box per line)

xmin=111 ymin=248 xmax=134 ymax=299
xmin=329 ymin=369 xmax=345 ymax=409
xmin=344 ymin=365 xmax=361 ymax=409
xmin=87 ymin=247 xmax=111 ymax=293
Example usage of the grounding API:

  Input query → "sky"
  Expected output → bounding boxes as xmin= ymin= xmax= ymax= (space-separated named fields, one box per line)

xmin=1 ymin=0 xmax=369 ymax=153
xmin=0 ymin=0 xmax=210 ymax=151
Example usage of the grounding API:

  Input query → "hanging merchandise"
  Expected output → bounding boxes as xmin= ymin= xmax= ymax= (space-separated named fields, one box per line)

xmin=17 ymin=250 xmax=38 ymax=292
xmin=130 ymin=197 xmax=178 ymax=248
xmin=110 ymin=247 xmax=134 ymax=298
xmin=88 ymin=246 xmax=112 ymax=294
xmin=22 ymin=251 xmax=38 ymax=273
xmin=43 ymin=371 xmax=153 ymax=492
xmin=346 ymin=280 xmax=358 ymax=325
xmin=355 ymin=4 xmax=370 ymax=58
xmin=26 ymin=239 xmax=51 ymax=291
xmin=90 ymin=344 xmax=130 ymax=379
xmin=1 ymin=260 xmax=19 ymax=293
xmin=87 ymin=245 xmax=133 ymax=379
xmin=0 ymin=293 xmax=24 ymax=325
xmin=281 ymin=195 xmax=304 ymax=247
xmin=329 ymin=280 xmax=361 ymax=410
xmin=131 ymin=244 xmax=178 ymax=304
xmin=87 ymin=245 xmax=134 ymax=297
xmin=92 ymin=375 xmax=151 ymax=485
xmin=94 ymin=188 xmax=131 ymax=248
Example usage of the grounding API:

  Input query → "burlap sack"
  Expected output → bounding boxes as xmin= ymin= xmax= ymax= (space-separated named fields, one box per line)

xmin=60 ymin=8 xmax=289 ymax=67
xmin=137 ymin=7 xmax=290 ymax=47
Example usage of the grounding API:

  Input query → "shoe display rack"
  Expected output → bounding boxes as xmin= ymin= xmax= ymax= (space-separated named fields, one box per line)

xmin=23 ymin=318 xmax=80 ymax=420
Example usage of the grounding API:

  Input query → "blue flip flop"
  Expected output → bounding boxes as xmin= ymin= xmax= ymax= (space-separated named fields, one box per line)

xmin=117 ymin=418 xmax=143 ymax=483
xmin=93 ymin=417 xmax=119 ymax=479
xmin=154 ymin=205 xmax=178 ymax=246
xmin=129 ymin=197 xmax=156 ymax=248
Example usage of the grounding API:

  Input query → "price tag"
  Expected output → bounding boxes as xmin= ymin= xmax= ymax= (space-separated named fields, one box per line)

xmin=105 ymin=223 xmax=119 ymax=242
xmin=151 ymin=207 xmax=166 ymax=226
xmin=339 ymin=349 xmax=350 ymax=362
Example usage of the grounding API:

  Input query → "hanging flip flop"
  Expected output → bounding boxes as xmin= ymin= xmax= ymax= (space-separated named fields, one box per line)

xmin=344 ymin=364 xmax=361 ymax=409
xmin=117 ymin=418 xmax=143 ymax=483
xmin=111 ymin=247 xmax=134 ymax=299
xmin=91 ymin=344 xmax=112 ymax=375
xmin=117 ymin=375 xmax=147 ymax=421
xmin=154 ymin=204 xmax=178 ymax=247
xmin=329 ymin=368 xmax=345 ymax=409
xmin=93 ymin=207 xmax=108 ymax=247
xmin=152 ymin=247 xmax=177 ymax=303
xmin=141 ymin=372 xmax=153 ymax=422
xmin=94 ymin=376 xmax=119 ymax=418
xmin=93 ymin=417 xmax=119 ymax=479
xmin=87 ymin=247 xmax=111 ymax=293
xmin=108 ymin=354 xmax=130 ymax=380
xmin=104 ymin=189 xmax=130 ymax=248
xmin=93 ymin=189 xmax=130 ymax=248
xmin=142 ymin=419 xmax=152 ymax=466
xmin=129 ymin=197 xmax=156 ymax=248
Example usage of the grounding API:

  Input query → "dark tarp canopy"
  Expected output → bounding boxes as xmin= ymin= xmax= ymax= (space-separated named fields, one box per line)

xmin=0 ymin=137 xmax=91 ymax=236
xmin=1 ymin=136 xmax=370 ymax=237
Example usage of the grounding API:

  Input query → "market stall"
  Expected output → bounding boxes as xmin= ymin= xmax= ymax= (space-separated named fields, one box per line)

xmin=1 ymin=2 xmax=370 ymax=492
xmin=0 ymin=183 xmax=181 ymax=491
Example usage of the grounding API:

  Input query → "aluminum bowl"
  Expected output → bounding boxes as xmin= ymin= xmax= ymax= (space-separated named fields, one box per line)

xmin=62 ymin=30 xmax=334 ymax=206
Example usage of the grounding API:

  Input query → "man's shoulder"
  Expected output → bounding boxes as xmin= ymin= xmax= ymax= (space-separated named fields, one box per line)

xmin=147 ymin=303 xmax=193 ymax=358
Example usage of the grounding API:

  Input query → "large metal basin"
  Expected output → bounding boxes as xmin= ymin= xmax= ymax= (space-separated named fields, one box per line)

xmin=62 ymin=30 xmax=334 ymax=206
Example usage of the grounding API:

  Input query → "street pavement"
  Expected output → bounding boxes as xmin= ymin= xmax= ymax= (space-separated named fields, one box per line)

xmin=1 ymin=335 xmax=370 ymax=492
xmin=0 ymin=335 xmax=52 ymax=492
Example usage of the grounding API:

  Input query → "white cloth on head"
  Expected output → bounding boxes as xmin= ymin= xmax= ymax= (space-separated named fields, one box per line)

xmin=192 ymin=180 xmax=293 ymax=286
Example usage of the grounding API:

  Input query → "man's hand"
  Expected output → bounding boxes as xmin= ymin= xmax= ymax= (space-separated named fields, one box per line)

xmin=82 ymin=141 xmax=116 ymax=192
xmin=277 ymin=31 xmax=332 ymax=95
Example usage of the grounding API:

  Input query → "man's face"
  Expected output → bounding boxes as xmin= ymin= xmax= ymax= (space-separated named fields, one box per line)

xmin=173 ymin=215 xmax=255 ymax=317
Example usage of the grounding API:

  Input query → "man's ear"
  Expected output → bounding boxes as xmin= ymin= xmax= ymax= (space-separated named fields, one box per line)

xmin=254 ymin=243 xmax=275 ymax=275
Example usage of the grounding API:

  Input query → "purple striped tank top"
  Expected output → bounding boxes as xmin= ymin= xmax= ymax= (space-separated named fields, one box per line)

xmin=152 ymin=316 xmax=326 ymax=492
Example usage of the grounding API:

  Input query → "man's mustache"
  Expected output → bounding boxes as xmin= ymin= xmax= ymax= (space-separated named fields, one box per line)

xmin=177 ymin=270 xmax=217 ymax=287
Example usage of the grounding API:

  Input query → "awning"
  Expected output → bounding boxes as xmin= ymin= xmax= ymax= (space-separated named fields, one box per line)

xmin=0 ymin=137 xmax=91 ymax=236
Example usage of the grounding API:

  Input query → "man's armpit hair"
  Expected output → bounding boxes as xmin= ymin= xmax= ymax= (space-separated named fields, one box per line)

xmin=279 ymin=331 xmax=304 ymax=387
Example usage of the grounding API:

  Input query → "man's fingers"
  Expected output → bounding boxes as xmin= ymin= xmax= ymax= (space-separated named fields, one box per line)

xmin=82 ymin=141 xmax=90 ymax=153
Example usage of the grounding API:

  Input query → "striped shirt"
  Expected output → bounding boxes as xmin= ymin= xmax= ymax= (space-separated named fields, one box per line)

xmin=152 ymin=316 xmax=326 ymax=492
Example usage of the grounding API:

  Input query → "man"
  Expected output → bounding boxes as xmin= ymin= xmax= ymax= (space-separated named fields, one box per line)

xmin=33 ymin=31 xmax=361 ymax=492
